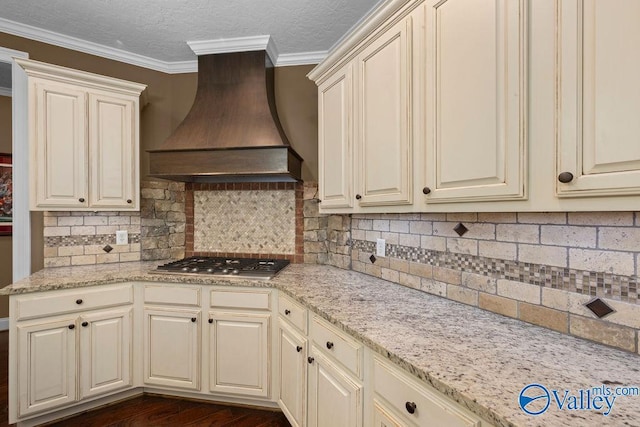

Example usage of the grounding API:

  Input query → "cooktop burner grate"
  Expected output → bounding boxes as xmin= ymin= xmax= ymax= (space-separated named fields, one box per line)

xmin=154 ymin=256 xmax=290 ymax=280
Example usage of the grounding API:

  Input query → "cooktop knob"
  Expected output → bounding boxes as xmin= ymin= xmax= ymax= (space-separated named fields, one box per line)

xmin=231 ymin=269 xmax=240 ymax=275
xmin=206 ymin=268 xmax=214 ymax=273
xmin=191 ymin=267 xmax=199 ymax=272
xmin=181 ymin=267 xmax=189 ymax=271
xmin=222 ymin=268 xmax=229 ymax=274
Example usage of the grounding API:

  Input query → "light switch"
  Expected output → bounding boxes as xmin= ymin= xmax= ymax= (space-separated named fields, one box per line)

xmin=115 ymin=230 xmax=128 ymax=245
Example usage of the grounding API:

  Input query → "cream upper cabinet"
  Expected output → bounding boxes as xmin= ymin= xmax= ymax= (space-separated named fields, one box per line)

xmin=88 ymin=93 xmax=137 ymax=208
xmin=318 ymin=64 xmax=354 ymax=209
xmin=423 ymin=0 xmax=527 ymax=203
xmin=557 ymin=0 xmax=640 ymax=197
xmin=17 ymin=58 xmax=145 ymax=211
xmin=356 ymin=12 xmax=414 ymax=207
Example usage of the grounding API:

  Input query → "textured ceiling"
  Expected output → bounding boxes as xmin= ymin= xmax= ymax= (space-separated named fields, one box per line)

xmin=0 ymin=0 xmax=380 ymax=63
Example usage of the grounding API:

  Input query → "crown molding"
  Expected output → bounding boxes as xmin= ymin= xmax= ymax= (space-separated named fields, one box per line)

xmin=0 ymin=17 xmax=192 ymax=74
xmin=0 ymin=18 xmax=324 ymax=73
xmin=187 ymin=35 xmax=279 ymax=65
xmin=276 ymin=51 xmax=326 ymax=67
xmin=0 ymin=87 xmax=11 ymax=97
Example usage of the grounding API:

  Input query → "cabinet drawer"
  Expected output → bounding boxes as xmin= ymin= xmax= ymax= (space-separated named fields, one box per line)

xmin=15 ymin=284 xmax=133 ymax=320
xmin=373 ymin=356 xmax=482 ymax=427
xmin=144 ymin=284 xmax=201 ymax=306
xmin=309 ymin=315 xmax=363 ymax=378
xmin=210 ymin=289 xmax=271 ymax=310
xmin=278 ymin=293 xmax=307 ymax=333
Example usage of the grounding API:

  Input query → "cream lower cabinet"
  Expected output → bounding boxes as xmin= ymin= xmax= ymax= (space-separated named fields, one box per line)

xmin=17 ymin=57 xmax=145 ymax=211
xmin=12 ymin=284 xmax=134 ymax=422
xmin=208 ymin=311 xmax=270 ymax=397
xmin=278 ymin=317 xmax=308 ymax=426
xmin=143 ymin=308 xmax=201 ymax=390
xmin=307 ymin=346 xmax=363 ymax=427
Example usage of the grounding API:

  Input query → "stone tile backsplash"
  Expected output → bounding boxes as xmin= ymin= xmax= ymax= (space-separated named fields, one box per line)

xmin=43 ymin=211 xmax=141 ymax=267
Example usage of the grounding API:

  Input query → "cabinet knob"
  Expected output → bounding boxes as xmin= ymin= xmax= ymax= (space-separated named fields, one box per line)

xmin=307 ymin=356 xmax=314 ymax=364
xmin=76 ymin=299 xmax=83 ymax=305
xmin=317 ymin=199 xmax=321 ymax=203
xmin=79 ymin=197 xmax=85 ymax=203
xmin=405 ymin=401 xmax=417 ymax=414
xmin=208 ymin=318 xmax=213 ymax=324
xmin=191 ymin=317 xmax=197 ymax=323
xmin=81 ymin=321 xmax=88 ymax=327
xmin=422 ymin=187 xmax=431 ymax=195
xmin=296 ymin=346 xmax=303 ymax=353
xmin=68 ymin=324 xmax=75 ymax=330
xmin=284 ymin=309 xmax=291 ymax=315
xmin=326 ymin=341 xmax=334 ymax=350
xmin=126 ymin=199 xmax=132 ymax=204
xmin=558 ymin=172 xmax=574 ymax=183
xmin=355 ymin=194 xmax=362 ymax=200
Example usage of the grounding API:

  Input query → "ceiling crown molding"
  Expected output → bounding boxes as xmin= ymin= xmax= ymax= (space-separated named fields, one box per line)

xmin=187 ymin=35 xmax=279 ymax=65
xmin=0 ymin=18 xmax=322 ymax=73
xmin=0 ymin=17 xmax=194 ymax=74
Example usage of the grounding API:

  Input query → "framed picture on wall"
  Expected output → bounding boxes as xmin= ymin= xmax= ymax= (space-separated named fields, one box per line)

xmin=0 ymin=153 xmax=11 ymax=236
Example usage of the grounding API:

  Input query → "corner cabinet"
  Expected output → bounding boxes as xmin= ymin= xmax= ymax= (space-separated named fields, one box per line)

xmin=313 ymin=4 xmax=421 ymax=212
xmin=16 ymin=58 xmax=146 ymax=211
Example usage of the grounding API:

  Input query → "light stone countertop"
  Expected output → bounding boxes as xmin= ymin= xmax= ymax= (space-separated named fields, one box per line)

xmin=3 ymin=261 xmax=640 ymax=427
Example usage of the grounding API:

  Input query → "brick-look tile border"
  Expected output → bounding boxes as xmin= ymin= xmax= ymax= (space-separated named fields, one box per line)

xmin=185 ymin=182 xmax=304 ymax=263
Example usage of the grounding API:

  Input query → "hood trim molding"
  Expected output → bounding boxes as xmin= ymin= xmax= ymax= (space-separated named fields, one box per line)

xmin=187 ymin=35 xmax=278 ymax=65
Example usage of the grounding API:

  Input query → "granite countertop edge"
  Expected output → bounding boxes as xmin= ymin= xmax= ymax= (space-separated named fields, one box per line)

xmin=3 ymin=260 xmax=639 ymax=427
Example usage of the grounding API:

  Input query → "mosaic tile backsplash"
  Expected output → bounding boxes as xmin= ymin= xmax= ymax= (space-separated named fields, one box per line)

xmin=193 ymin=189 xmax=296 ymax=255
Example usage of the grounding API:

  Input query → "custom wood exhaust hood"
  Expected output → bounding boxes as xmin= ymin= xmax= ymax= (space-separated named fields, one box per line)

xmin=148 ymin=49 xmax=302 ymax=182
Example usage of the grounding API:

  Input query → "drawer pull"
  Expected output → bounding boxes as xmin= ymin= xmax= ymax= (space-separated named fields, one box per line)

xmin=296 ymin=346 xmax=303 ymax=353
xmin=79 ymin=197 xmax=85 ymax=203
xmin=68 ymin=324 xmax=75 ymax=330
xmin=76 ymin=299 xmax=83 ymax=305
xmin=422 ymin=187 xmax=431 ymax=195
xmin=126 ymin=199 xmax=132 ymax=204
xmin=81 ymin=321 xmax=88 ymax=327
xmin=284 ymin=309 xmax=291 ymax=315
xmin=191 ymin=317 xmax=197 ymax=323
xmin=307 ymin=356 xmax=314 ymax=364
xmin=558 ymin=171 xmax=574 ymax=183
xmin=405 ymin=401 xmax=417 ymax=415
xmin=326 ymin=341 xmax=334 ymax=350
xmin=208 ymin=318 xmax=213 ymax=324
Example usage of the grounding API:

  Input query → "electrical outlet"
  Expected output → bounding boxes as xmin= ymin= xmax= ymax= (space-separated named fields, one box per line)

xmin=376 ymin=238 xmax=386 ymax=257
xmin=115 ymin=230 xmax=128 ymax=245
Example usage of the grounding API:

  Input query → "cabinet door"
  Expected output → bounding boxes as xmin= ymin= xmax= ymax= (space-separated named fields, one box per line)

xmin=424 ymin=0 xmax=527 ymax=202
xmin=307 ymin=347 xmax=362 ymax=427
xmin=79 ymin=308 xmax=132 ymax=399
xmin=144 ymin=308 xmax=201 ymax=390
xmin=357 ymin=14 xmax=413 ymax=207
xmin=373 ymin=398 xmax=405 ymax=427
xmin=318 ymin=64 xmax=354 ymax=209
xmin=209 ymin=311 xmax=270 ymax=398
xmin=31 ymin=78 xmax=88 ymax=209
xmin=17 ymin=317 xmax=77 ymax=417
xmin=88 ymin=93 xmax=138 ymax=209
xmin=557 ymin=0 xmax=640 ymax=197
xmin=278 ymin=322 xmax=307 ymax=427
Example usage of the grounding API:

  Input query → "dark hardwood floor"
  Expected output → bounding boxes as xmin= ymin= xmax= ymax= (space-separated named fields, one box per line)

xmin=0 ymin=331 xmax=290 ymax=426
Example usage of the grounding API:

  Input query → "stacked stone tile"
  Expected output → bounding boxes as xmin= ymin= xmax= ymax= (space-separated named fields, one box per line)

xmin=140 ymin=180 xmax=186 ymax=261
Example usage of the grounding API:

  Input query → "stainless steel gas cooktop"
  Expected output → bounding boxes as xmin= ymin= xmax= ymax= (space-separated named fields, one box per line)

xmin=155 ymin=256 xmax=290 ymax=280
